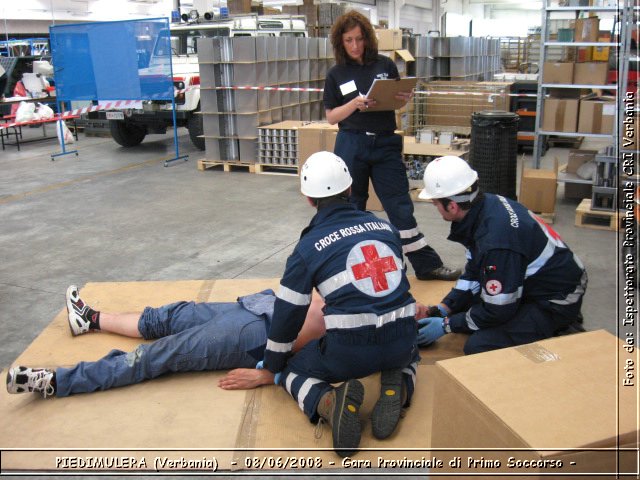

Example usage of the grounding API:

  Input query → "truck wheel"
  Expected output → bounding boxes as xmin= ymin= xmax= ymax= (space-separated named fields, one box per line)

xmin=109 ymin=120 xmax=147 ymax=147
xmin=188 ymin=112 xmax=205 ymax=151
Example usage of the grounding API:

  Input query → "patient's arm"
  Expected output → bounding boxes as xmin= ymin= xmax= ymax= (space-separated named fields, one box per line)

xmin=217 ymin=368 xmax=274 ymax=389
xmin=218 ymin=292 xmax=326 ymax=390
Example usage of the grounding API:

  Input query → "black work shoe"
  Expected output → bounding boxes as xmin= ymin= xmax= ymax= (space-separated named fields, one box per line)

xmin=416 ymin=266 xmax=462 ymax=281
xmin=371 ymin=369 xmax=404 ymax=439
xmin=324 ymin=379 xmax=364 ymax=457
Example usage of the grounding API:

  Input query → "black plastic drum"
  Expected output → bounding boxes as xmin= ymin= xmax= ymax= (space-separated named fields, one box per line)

xmin=470 ymin=111 xmax=519 ymax=200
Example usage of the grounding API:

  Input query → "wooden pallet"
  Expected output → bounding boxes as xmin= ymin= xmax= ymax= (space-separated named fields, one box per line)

xmin=575 ymin=198 xmax=620 ymax=231
xmin=197 ymin=160 xmax=256 ymax=173
xmin=254 ymin=163 xmax=299 ymax=176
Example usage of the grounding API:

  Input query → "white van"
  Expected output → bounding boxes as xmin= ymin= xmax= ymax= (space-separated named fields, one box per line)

xmin=171 ymin=14 xmax=308 ymax=54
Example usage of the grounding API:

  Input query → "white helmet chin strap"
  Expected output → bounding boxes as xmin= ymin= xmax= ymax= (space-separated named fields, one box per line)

xmin=448 ymin=188 xmax=479 ymax=204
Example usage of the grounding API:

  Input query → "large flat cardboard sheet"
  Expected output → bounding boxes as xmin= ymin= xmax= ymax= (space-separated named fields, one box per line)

xmin=1 ymin=278 xmax=463 ymax=473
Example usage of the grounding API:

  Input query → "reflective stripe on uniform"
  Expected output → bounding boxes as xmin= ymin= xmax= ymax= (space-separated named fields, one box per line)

xmin=402 ymin=237 xmax=428 ymax=254
xmin=266 ymin=339 xmax=294 ymax=353
xmin=402 ymin=362 xmax=417 ymax=386
xmin=481 ymin=286 xmax=523 ymax=305
xmin=295 ymin=377 xmax=323 ymax=411
xmin=284 ymin=372 xmax=298 ymax=396
xmin=455 ymin=278 xmax=481 ymax=294
xmin=317 ymin=270 xmax=351 ymax=298
xmin=526 ymin=238 xmax=556 ymax=278
xmin=324 ymin=303 xmax=416 ymax=330
xmin=465 ymin=310 xmax=480 ymax=331
xmin=398 ymin=227 xmax=420 ymax=239
xmin=550 ymin=266 xmax=587 ymax=306
xmin=277 ymin=285 xmax=311 ymax=306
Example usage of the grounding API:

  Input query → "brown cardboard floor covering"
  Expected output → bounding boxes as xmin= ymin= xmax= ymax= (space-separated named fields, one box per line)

xmin=1 ymin=278 xmax=465 ymax=472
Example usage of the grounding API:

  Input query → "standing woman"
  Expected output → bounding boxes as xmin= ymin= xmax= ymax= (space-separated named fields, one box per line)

xmin=323 ymin=10 xmax=460 ymax=281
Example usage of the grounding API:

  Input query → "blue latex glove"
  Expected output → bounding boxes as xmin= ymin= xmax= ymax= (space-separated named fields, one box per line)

xmin=417 ymin=317 xmax=447 ymax=347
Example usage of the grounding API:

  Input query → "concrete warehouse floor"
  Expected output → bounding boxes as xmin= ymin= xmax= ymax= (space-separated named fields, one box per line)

xmin=0 ymin=125 xmax=624 ymax=478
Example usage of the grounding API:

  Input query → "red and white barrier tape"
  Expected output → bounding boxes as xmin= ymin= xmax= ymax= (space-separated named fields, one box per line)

xmin=2 ymin=84 xmax=541 ymax=128
xmin=213 ymin=85 xmax=324 ymax=92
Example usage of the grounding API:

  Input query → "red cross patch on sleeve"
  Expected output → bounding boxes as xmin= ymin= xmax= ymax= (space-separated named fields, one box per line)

xmin=485 ymin=279 xmax=502 ymax=295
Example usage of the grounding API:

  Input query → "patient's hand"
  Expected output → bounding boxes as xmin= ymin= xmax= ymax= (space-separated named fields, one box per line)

xmin=218 ymin=368 xmax=275 ymax=390
xmin=415 ymin=302 xmax=428 ymax=320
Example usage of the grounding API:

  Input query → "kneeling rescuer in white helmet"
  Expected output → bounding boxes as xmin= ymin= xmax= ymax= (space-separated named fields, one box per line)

xmin=416 ymin=156 xmax=587 ymax=354
xmin=261 ymin=151 xmax=420 ymax=457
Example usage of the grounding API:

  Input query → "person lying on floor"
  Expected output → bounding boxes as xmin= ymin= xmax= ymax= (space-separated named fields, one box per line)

xmin=6 ymin=285 xmax=327 ymax=398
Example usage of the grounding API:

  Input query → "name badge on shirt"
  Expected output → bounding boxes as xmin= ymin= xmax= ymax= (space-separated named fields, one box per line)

xmin=339 ymin=80 xmax=358 ymax=96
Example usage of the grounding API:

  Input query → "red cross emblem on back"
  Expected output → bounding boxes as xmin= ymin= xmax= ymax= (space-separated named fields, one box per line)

xmin=351 ymin=243 xmax=399 ymax=293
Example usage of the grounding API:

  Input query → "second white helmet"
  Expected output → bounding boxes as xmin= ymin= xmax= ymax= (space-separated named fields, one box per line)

xmin=300 ymin=151 xmax=353 ymax=198
xmin=419 ymin=156 xmax=478 ymax=200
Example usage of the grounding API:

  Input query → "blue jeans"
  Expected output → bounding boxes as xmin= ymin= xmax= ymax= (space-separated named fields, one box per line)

xmin=334 ymin=130 xmax=443 ymax=275
xmin=56 ymin=301 xmax=266 ymax=397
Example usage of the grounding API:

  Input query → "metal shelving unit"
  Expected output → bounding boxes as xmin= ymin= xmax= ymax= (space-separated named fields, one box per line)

xmin=618 ymin=1 xmax=637 ymax=156
xmin=532 ymin=3 xmax=629 ymax=168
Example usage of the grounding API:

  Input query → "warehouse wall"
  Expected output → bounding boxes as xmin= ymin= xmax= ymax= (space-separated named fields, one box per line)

xmin=2 ymin=0 xmax=174 ymax=35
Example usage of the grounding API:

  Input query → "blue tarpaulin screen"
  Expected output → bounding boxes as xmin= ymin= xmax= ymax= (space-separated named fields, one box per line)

xmin=49 ymin=18 xmax=173 ymax=102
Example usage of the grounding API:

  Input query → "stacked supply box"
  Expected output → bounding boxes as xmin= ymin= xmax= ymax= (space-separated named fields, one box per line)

xmin=578 ymin=96 xmax=615 ymax=134
xmin=541 ymin=97 xmax=579 ymax=132
xmin=542 ymin=17 xmax=608 ymax=133
xmin=407 ymin=36 xmax=502 ymax=83
xmin=198 ymin=36 xmax=333 ymax=163
xmin=258 ymin=120 xmax=307 ymax=166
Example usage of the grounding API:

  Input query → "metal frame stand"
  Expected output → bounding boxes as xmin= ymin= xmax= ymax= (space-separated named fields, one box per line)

xmin=51 ymin=100 xmax=78 ymax=161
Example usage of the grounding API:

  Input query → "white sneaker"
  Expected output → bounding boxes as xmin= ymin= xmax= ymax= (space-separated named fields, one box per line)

xmin=66 ymin=285 xmax=91 ymax=336
xmin=6 ymin=366 xmax=55 ymax=398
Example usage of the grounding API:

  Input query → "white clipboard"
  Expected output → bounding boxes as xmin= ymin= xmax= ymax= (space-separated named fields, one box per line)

xmin=363 ymin=77 xmax=418 ymax=112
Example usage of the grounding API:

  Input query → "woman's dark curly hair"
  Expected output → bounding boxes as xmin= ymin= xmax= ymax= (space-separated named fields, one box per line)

xmin=330 ymin=10 xmax=379 ymax=65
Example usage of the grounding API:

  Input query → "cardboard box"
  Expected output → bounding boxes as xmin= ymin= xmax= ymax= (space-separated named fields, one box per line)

xmin=566 ymin=151 xmax=597 ymax=174
xmin=592 ymin=32 xmax=612 ymax=61
xmin=574 ymin=17 xmax=600 ymax=42
xmin=375 ymin=28 xmax=402 ymax=50
xmin=567 ymin=149 xmax=597 ymax=174
xmin=564 ymin=182 xmax=592 ymax=199
xmin=430 ymin=330 xmax=639 ymax=477
xmin=573 ymin=62 xmax=608 ymax=84
xmin=542 ymin=98 xmax=579 ymax=132
xmin=542 ymin=62 xmax=574 ymax=84
xmin=379 ymin=49 xmax=415 ymax=77
xmin=562 ymin=149 xmax=597 ymax=199
xmin=297 ymin=122 xmax=338 ymax=167
xmin=577 ymin=46 xmax=594 ymax=62
xmin=227 ymin=0 xmax=252 ymax=14
xmin=297 ymin=122 xmax=383 ymax=211
xmin=519 ymin=164 xmax=558 ymax=213
xmin=578 ymin=96 xmax=615 ymax=134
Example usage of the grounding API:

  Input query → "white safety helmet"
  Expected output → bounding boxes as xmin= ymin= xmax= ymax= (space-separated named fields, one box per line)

xmin=419 ymin=156 xmax=479 ymax=201
xmin=300 ymin=151 xmax=353 ymax=198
